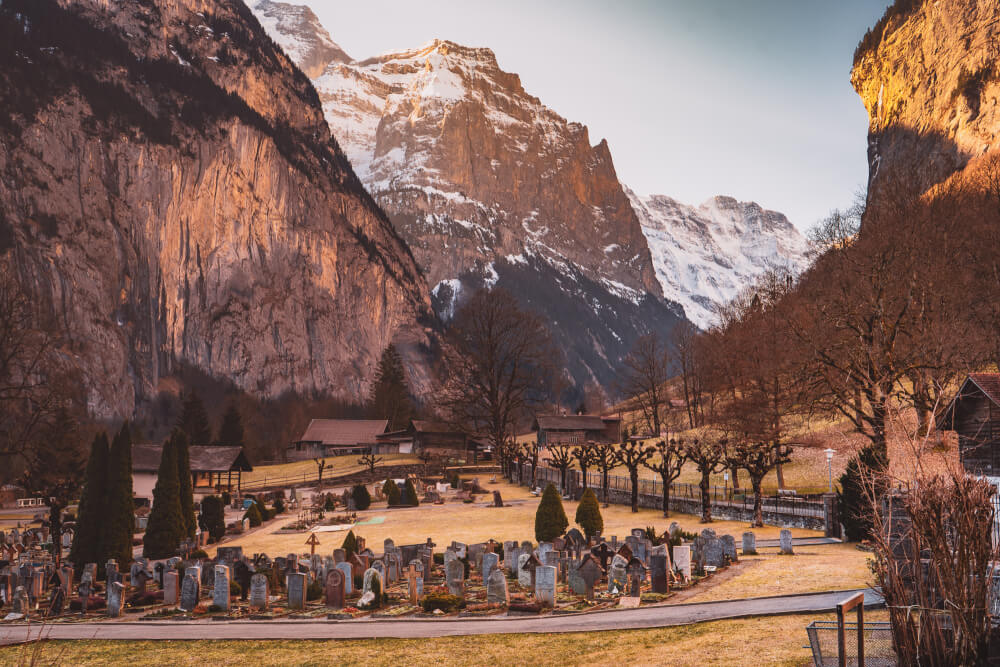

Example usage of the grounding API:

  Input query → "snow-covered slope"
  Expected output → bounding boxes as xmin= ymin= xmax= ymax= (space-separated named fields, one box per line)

xmin=627 ymin=189 xmax=809 ymax=328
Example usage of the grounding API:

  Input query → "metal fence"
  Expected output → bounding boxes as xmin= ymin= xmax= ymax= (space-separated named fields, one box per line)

xmin=805 ymin=621 xmax=895 ymax=666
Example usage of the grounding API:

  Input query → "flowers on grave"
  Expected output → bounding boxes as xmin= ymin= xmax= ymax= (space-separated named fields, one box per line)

xmin=421 ymin=592 xmax=463 ymax=613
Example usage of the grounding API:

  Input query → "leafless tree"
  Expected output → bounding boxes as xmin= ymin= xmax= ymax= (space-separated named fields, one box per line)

xmin=573 ymin=442 xmax=599 ymax=491
xmin=591 ymin=442 xmax=618 ymax=507
xmin=729 ymin=441 xmax=791 ymax=527
xmin=642 ymin=439 xmax=687 ymax=518
xmin=618 ymin=334 xmax=672 ymax=438
xmin=436 ymin=289 xmax=560 ymax=457
xmin=547 ymin=443 xmax=575 ymax=493
xmin=521 ymin=441 xmax=540 ymax=488
xmin=314 ymin=457 xmax=327 ymax=494
xmin=682 ymin=438 xmax=727 ymax=522
xmin=614 ymin=439 xmax=655 ymax=513
xmin=671 ymin=321 xmax=704 ymax=429
xmin=357 ymin=452 xmax=382 ymax=476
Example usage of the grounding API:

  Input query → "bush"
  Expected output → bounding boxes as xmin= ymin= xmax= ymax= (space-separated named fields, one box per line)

xmin=383 ymin=479 xmax=401 ymax=506
xmin=190 ymin=548 xmax=208 ymax=560
xmin=307 ymin=580 xmax=323 ymax=601
xmin=403 ymin=478 xmax=419 ymax=507
xmin=273 ymin=497 xmax=285 ymax=514
xmin=230 ymin=581 xmax=241 ymax=597
xmin=243 ymin=501 xmax=263 ymax=527
xmin=433 ymin=553 xmax=444 ymax=565
xmin=575 ymin=488 xmax=603 ymax=539
xmin=342 ymin=530 xmax=358 ymax=559
xmin=351 ymin=485 xmax=371 ymax=511
xmin=535 ymin=483 xmax=568 ymax=542
xmin=324 ymin=494 xmax=336 ymax=511
xmin=421 ymin=592 xmax=463 ymax=613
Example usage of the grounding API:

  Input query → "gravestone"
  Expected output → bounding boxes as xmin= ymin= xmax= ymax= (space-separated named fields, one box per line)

xmin=335 ymin=562 xmax=354 ymax=595
xmin=333 ymin=549 xmax=346 ymax=563
xmin=591 ymin=543 xmax=613 ymax=572
xmin=704 ymin=537 xmax=724 ymax=568
xmin=492 ymin=490 xmax=503 ymax=507
xmin=47 ymin=586 xmax=65 ymax=616
xmin=451 ymin=542 xmax=468 ymax=559
xmin=626 ymin=558 xmax=646 ymax=597
xmin=82 ymin=563 xmax=97 ymax=586
xmin=153 ymin=562 xmax=165 ymax=589
xmin=12 ymin=585 xmax=28 ymax=616
xmin=468 ymin=543 xmax=486 ymax=572
xmin=481 ymin=552 xmax=499 ymax=584
xmin=364 ymin=568 xmax=383 ymax=597
xmin=720 ymin=535 xmax=737 ymax=563
xmin=519 ymin=540 xmax=532 ymax=556
xmin=519 ymin=553 xmax=541 ymax=588
xmin=631 ymin=528 xmax=646 ymax=539
xmin=742 ymin=531 xmax=757 ymax=555
xmin=386 ymin=553 xmax=401 ymax=584
xmin=249 ymin=573 xmax=269 ymax=610
xmin=217 ymin=546 xmax=243 ymax=563
xmin=608 ymin=554 xmax=628 ymax=593
xmin=234 ymin=561 xmax=252 ymax=600
xmin=673 ymin=545 xmax=691 ymax=580
xmin=650 ymin=554 xmax=669 ymax=594
xmin=58 ymin=566 xmax=73 ymax=596
xmin=163 ymin=571 xmax=179 ymax=605
xmin=534 ymin=565 xmax=556 ymax=607
xmin=405 ymin=565 xmax=421 ymax=604
xmin=780 ymin=529 xmax=794 ymax=555
xmin=105 ymin=559 xmax=119 ymax=586
xmin=325 ymin=568 xmax=345 ymax=609
xmin=371 ymin=560 xmax=385 ymax=581
xmin=213 ymin=565 xmax=230 ymax=611
xmin=487 ymin=568 xmax=508 ymax=604
xmin=287 ymin=572 xmax=307 ymax=610
xmin=568 ymin=565 xmax=586 ymax=596
xmin=536 ymin=542 xmax=553 ymax=564
xmin=445 ymin=559 xmax=464 ymax=597
xmin=180 ymin=573 xmax=199 ymax=612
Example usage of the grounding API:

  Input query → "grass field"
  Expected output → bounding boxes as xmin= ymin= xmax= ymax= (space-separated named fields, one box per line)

xmin=211 ymin=480 xmax=820 ymax=558
xmin=0 ymin=610 xmax=890 ymax=666
xmin=241 ymin=454 xmax=421 ymax=487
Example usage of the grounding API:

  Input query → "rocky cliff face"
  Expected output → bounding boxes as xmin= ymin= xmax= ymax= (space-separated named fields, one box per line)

xmin=851 ymin=0 xmax=1000 ymax=193
xmin=0 ymin=0 xmax=436 ymax=419
xmin=627 ymin=190 xmax=809 ymax=328
xmin=253 ymin=3 xmax=688 ymax=394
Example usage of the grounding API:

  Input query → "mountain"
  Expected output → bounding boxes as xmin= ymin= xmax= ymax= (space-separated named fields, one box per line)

xmin=627 ymin=190 xmax=809 ymax=328
xmin=0 ymin=0 xmax=437 ymax=419
xmin=851 ymin=0 xmax=1000 ymax=194
xmin=252 ymin=3 xmax=688 ymax=394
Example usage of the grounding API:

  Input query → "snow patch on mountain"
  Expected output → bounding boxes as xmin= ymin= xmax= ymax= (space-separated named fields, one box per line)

xmin=627 ymin=189 xmax=810 ymax=328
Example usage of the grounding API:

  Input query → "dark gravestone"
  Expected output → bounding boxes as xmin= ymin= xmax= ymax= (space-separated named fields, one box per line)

xmin=234 ymin=561 xmax=252 ymax=600
xmin=47 ymin=587 xmax=65 ymax=616
xmin=608 ymin=554 xmax=628 ymax=593
xmin=180 ymin=573 xmax=199 ymax=612
xmin=249 ymin=573 xmax=268 ymax=610
xmin=446 ymin=559 xmax=464 ymax=597
xmin=577 ymin=557 xmax=603 ymax=601
xmin=626 ymin=558 xmax=646 ymax=597
xmin=325 ymin=569 xmax=345 ymax=610
xmin=650 ymin=554 xmax=668 ymax=594
xmin=591 ymin=543 xmax=614 ymax=572
xmin=492 ymin=490 xmax=503 ymax=507
xmin=720 ymin=535 xmax=737 ymax=563
xmin=217 ymin=546 xmax=243 ymax=564
xmin=704 ymin=538 xmax=724 ymax=568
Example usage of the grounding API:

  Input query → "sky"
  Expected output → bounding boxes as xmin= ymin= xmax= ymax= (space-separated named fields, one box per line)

xmin=301 ymin=0 xmax=891 ymax=231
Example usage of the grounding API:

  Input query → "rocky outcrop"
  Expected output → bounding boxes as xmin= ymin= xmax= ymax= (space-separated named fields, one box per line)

xmin=0 ymin=0 xmax=436 ymax=419
xmin=851 ymin=0 xmax=1000 ymax=193
xmin=627 ymin=190 xmax=808 ymax=328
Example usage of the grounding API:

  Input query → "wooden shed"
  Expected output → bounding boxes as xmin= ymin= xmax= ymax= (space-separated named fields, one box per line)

xmin=531 ymin=414 xmax=621 ymax=446
xmin=939 ymin=373 xmax=1000 ymax=475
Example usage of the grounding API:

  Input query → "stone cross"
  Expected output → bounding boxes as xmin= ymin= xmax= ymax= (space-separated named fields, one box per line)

xmin=591 ymin=542 xmax=614 ymax=572
xmin=287 ymin=572 xmax=307 ymax=610
xmin=406 ymin=564 xmax=421 ymax=605
xmin=577 ymin=557 xmax=602 ymax=601
xmin=306 ymin=533 xmax=320 ymax=556
xmin=325 ymin=568 xmax=345 ymax=610
xmin=626 ymin=558 xmax=646 ymax=597
xmin=534 ymin=565 xmax=556 ymax=607
xmin=519 ymin=553 xmax=541 ymax=588
xmin=249 ymin=573 xmax=269 ymax=610
xmin=213 ymin=565 xmax=230 ymax=611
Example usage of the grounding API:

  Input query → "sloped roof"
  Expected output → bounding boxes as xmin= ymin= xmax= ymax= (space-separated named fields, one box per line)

xmin=295 ymin=419 xmax=389 ymax=445
xmin=532 ymin=415 xmax=618 ymax=431
xmin=969 ymin=373 xmax=1000 ymax=406
xmin=133 ymin=444 xmax=252 ymax=473
xmin=411 ymin=420 xmax=460 ymax=434
xmin=939 ymin=373 xmax=1000 ymax=428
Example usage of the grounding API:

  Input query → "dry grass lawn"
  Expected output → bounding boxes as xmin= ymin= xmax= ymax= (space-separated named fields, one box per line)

xmin=0 ymin=610 xmax=890 ymax=666
xmin=210 ymin=481 xmax=821 ymax=558
xmin=241 ymin=454 xmax=421 ymax=487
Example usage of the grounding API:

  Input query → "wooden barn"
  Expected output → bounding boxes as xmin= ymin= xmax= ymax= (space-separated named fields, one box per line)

xmin=531 ymin=414 xmax=622 ymax=446
xmin=939 ymin=373 xmax=1000 ymax=475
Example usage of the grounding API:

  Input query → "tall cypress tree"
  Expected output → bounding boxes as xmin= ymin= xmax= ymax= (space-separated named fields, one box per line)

xmin=177 ymin=391 xmax=212 ymax=444
xmin=217 ymin=402 xmax=244 ymax=446
xmin=369 ymin=345 xmax=415 ymax=431
xmin=143 ymin=431 xmax=185 ymax=559
xmin=70 ymin=432 xmax=109 ymax=571
xmin=103 ymin=422 xmax=135 ymax=567
xmin=174 ymin=429 xmax=196 ymax=538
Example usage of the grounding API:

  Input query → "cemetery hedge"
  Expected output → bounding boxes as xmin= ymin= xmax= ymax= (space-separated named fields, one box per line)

xmin=383 ymin=479 xmax=401 ymax=506
xmin=534 ymin=483 xmax=568 ymax=542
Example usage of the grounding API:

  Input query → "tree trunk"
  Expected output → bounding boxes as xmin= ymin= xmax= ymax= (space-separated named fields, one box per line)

xmin=602 ymin=469 xmax=610 ymax=507
xmin=730 ymin=465 xmax=740 ymax=493
xmin=630 ymin=468 xmax=640 ymax=513
xmin=661 ymin=473 xmax=670 ymax=518
xmin=752 ymin=479 xmax=764 ymax=528
xmin=699 ymin=473 xmax=712 ymax=522
xmin=580 ymin=465 xmax=589 ymax=490
xmin=774 ymin=446 xmax=785 ymax=490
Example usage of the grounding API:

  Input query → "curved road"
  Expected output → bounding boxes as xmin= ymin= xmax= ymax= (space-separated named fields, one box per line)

xmin=0 ymin=589 xmax=880 ymax=644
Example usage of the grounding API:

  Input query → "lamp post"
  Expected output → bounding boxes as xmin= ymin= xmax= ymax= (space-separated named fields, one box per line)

xmin=824 ymin=448 xmax=835 ymax=493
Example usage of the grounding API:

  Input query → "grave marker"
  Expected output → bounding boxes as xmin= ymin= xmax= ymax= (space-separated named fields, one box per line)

xmin=325 ymin=568 xmax=345 ymax=610
xmin=534 ymin=565 xmax=556 ymax=607
xmin=213 ymin=565 xmax=230 ymax=611
xmin=287 ymin=572 xmax=307 ymax=610
xmin=249 ymin=573 xmax=269 ymax=610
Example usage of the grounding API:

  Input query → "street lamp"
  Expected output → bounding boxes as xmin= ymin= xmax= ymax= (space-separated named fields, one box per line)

xmin=824 ymin=448 xmax=835 ymax=493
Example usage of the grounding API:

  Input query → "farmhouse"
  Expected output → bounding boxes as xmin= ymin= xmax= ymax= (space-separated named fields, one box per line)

xmin=531 ymin=414 xmax=622 ymax=446
xmin=287 ymin=419 xmax=390 ymax=461
xmin=409 ymin=420 xmax=481 ymax=461
xmin=939 ymin=373 xmax=1000 ymax=476
xmin=133 ymin=443 xmax=253 ymax=505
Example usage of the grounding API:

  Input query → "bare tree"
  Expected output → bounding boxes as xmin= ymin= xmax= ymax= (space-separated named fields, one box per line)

xmin=357 ymin=452 xmax=382 ymax=476
xmin=437 ymin=289 xmax=560 ymax=458
xmin=682 ymin=438 xmax=727 ymax=522
xmin=521 ymin=441 xmax=540 ymax=488
xmin=618 ymin=334 xmax=672 ymax=438
xmin=314 ymin=458 xmax=327 ymax=494
xmin=614 ymin=439 xmax=655 ymax=513
xmin=671 ymin=321 xmax=704 ymax=429
xmin=573 ymin=443 xmax=599 ymax=491
xmin=729 ymin=441 xmax=791 ymax=527
xmin=592 ymin=442 xmax=617 ymax=507
xmin=642 ymin=439 xmax=686 ymax=518
xmin=547 ymin=443 xmax=575 ymax=493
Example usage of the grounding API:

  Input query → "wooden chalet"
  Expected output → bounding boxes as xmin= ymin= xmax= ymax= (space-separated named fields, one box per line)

xmin=939 ymin=373 xmax=1000 ymax=475
xmin=409 ymin=420 xmax=480 ymax=462
xmin=287 ymin=419 xmax=390 ymax=461
xmin=531 ymin=414 xmax=622 ymax=446
xmin=132 ymin=443 xmax=252 ymax=505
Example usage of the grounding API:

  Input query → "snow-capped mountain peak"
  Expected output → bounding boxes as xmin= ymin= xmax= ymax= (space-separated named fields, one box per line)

xmin=627 ymin=188 xmax=809 ymax=328
xmin=251 ymin=1 xmax=351 ymax=78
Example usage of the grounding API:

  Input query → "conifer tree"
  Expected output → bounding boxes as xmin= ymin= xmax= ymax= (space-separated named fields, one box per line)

xmin=368 ymin=345 xmax=415 ymax=431
xmin=177 ymin=391 xmax=212 ymax=444
xmin=575 ymin=487 xmax=603 ymax=540
xmin=403 ymin=478 xmax=419 ymax=507
xmin=217 ymin=402 xmax=244 ymax=446
xmin=199 ymin=495 xmax=226 ymax=543
xmin=143 ymin=431 xmax=184 ymax=559
xmin=103 ymin=422 xmax=135 ymax=566
xmin=70 ymin=432 xmax=109 ymax=571
xmin=341 ymin=530 xmax=358 ymax=559
xmin=174 ymin=430 xmax=196 ymax=538
xmin=535 ymin=483 xmax=569 ymax=542
xmin=243 ymin=500 xmax=263 ymax=527
xmin=351 ymin=484 xmax=371 ymax=510
xmin=838 ymin=442 xmax=889 ymax=542
xmin=383 ymin=478 xmax=401 ymax=506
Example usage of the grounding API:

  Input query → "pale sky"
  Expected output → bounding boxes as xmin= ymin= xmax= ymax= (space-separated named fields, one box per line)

xmin=300 ymin=0 xmax=891 ymax=231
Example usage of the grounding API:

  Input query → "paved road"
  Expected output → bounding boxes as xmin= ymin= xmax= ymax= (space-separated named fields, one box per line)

xmin=0 ymin=589 xmax=880 ymax=644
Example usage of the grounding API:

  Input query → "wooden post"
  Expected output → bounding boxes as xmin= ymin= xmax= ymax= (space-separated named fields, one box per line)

xmin=836 ymin=591 xmax=865 ymax=667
